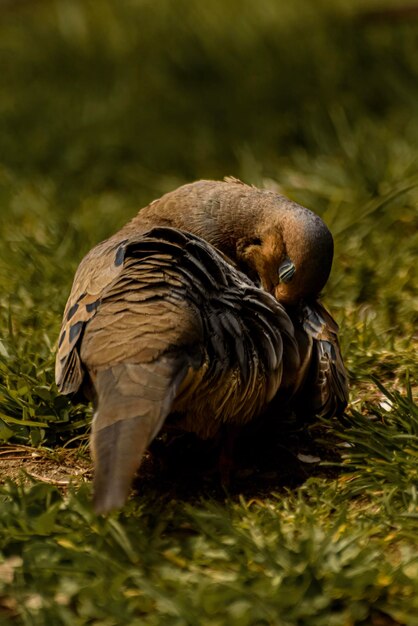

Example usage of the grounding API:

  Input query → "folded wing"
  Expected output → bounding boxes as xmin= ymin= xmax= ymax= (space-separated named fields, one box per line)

xmin=295 ymin=301 xmax=349 ymax=419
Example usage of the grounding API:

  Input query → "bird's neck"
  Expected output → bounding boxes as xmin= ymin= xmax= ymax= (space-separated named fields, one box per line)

xmin=129 ymin=190 xmax=262 ymax=261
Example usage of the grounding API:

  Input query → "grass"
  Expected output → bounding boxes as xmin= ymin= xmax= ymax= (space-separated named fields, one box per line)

xmin=0 ymin=0 xmax=417 ymax=623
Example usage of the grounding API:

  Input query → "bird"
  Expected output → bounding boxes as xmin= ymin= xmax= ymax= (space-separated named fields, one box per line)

xmin=56 ymin=226 xmax=300 ymax=513
xmin=56 ymin=178 xmax=348 ymax=512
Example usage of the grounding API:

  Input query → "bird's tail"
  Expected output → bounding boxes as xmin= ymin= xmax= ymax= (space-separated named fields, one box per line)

xmin=91 ymin=358 xmax=188 ymax=514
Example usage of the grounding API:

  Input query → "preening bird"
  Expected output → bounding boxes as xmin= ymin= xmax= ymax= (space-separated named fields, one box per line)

xmin=56 ymin=226 xmax=299 ymax=513
xmin=56 ymin=178 xmax=348 ymax=512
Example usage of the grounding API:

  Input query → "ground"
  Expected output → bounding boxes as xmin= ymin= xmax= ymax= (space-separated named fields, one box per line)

xmin=0 ymin=446 xmax=91 ymax=487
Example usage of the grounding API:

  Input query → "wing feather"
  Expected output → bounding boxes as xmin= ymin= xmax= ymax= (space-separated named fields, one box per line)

xmin=297 ymin=301 xmax=349 ymax=418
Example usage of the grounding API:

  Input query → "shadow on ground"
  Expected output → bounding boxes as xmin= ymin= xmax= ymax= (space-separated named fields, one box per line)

xmin=136 ymin=410 xmax=342 ymax=502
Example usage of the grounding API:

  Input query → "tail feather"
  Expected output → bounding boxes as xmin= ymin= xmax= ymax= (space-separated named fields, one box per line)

xmin=92 ymin=415 xmax=155 ymax=514
xmin=91 ymin=359 xmax=189 ymax=514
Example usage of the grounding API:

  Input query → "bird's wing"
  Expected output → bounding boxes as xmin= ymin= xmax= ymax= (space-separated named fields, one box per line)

xmin=173 ymin=230 xmax=300 ymax=424
xmin=55 ymin=236 xmax=134 ymax=396
xmin=298 ymin=301 xmax=349 ymax=418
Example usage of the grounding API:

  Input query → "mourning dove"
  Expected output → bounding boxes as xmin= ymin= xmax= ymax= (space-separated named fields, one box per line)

xmin=56 ymin=226 xmax=299 ymax=513
xmin=56 ymin=179 xmax=348 ymax=512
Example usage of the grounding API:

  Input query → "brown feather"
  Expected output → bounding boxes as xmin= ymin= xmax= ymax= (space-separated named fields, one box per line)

xmin=295 ymin=302 xmax=349 ymax=418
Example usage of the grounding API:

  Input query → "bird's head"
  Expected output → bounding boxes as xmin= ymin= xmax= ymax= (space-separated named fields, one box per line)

xmin=234 ymin=201 xmax=334 ymax=306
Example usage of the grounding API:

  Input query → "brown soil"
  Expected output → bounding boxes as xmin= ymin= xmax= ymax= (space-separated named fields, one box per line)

xmin=0 ymin=445 xmax=91 ymax=488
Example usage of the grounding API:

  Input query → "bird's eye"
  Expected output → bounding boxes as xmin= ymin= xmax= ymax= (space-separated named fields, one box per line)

xmin=278 ymin=258 xmax=296 ymax=283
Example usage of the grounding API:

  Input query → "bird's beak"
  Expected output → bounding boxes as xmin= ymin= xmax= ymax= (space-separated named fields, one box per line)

xmin=278 ymin=258 xmax=296 ymax=283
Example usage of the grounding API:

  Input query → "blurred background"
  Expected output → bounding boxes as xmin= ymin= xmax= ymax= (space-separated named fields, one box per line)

xmin=1 ymin=0 xmax=418 ymax=201
xmin=0 ymin=0 xmax=417 ymax=444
